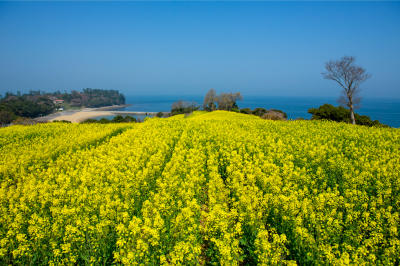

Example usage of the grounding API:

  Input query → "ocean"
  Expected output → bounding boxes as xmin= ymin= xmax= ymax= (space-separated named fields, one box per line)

xmin=105 ymin=95 xmax=399 ymax=128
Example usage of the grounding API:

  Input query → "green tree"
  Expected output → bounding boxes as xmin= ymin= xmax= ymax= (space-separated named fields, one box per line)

xmin=308 ymin=104 xmax=349 ymax=122
xmin=0 ymin=111 xmax=13 ymax=125
xmin=123 ymin=115 xmax=136 ymax=122
xmin=112 ymin=115 xmax=124 ymax=123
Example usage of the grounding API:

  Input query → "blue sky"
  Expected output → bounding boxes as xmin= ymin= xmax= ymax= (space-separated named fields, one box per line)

xmin=0 ymin=1 xmax=399 ymax=97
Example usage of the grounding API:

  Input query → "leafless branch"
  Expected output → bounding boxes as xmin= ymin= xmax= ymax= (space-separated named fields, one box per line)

xmin=322 ymin=55 xmax=371 ymax=124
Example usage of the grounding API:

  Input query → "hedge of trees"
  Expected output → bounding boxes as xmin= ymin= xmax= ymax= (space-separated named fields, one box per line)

xmin=240 ymin=107 xmax=288 ymax=120
xmin=0 ymin=97 xmax=54 ymax=125
xmin=81 ymin=115 xmax=136 ymax=124
xmin=1 ymin=88 xmax=126 ymax=109
xmin=60 ymin=89 xmax=126 ymax=108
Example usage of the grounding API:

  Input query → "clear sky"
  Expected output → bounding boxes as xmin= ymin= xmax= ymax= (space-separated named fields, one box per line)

xmin=0 ymin=1 xmax=399 ymax=97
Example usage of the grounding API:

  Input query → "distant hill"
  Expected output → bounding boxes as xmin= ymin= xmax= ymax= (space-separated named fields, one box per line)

xmin=58 ymin=88 xmax=126 ymax=108
xmin=0 ymin=89 xmax=126 ymax=124
xmin=0 ymin=96 xmax=54 ymax=124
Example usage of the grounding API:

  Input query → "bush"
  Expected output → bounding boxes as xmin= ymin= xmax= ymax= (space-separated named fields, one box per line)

xmin=81 ymin=118 xmax=98 ymax=124
xmin=82 ymin=115 xmax=136 ymax=124
xmin=157 ymin=111 xmax=164 ymax=118
xmin=53 ymin=120 xmax=71 ymax=123
xmin=308 ymin=104 xmax=389 ymax=127
xmin=355 ymin=114 xmax=389 ymax=128
xmin=122 ymin=115 xmax=136 ymax=122
xmin=308 ymin=104 xmax=349 ymax=122
xmin=252 ymin=108 xmax=268 ymax=117
xmin=12 ymin=117 xmax=36 ymax=125
xmin=272 ymin=109 xmax=287 ymax=119
xmin=0 ymin=111 xmax=14 ymax=125
xmin=98 ymin=118 xmax=111 ymax=124
xmin=171 ymin=100 xmax=200 ymax=116
xmin=112 ymin=115 xmax=124 ymax=123
xmin=240 ymin=108 xmax=252 ymax=114
xmin=261 ymin=113 xmax=284 ymax=121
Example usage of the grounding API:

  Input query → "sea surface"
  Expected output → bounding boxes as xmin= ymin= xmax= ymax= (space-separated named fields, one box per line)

xmin=107 ymin=95 xmax=400 ymax=128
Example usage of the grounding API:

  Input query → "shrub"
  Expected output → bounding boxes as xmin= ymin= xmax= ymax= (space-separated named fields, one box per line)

xmin=261 ymin=113 xmax=284 ymax=121
xmin=355 ymin=114 xmax=389 ymax=128
xmin=12 ymin=117 xmax=36 ymax=125
xmin=0 ymin=111 xmax=14 ymax=125
xmin=171 ymin=100 xmax=200 ymax=116
xmin=112 ymin=115 xmax=124 ymax=123
xmin=123 ymin=115 xmax=136 ymax=122
xmin=82 ymin=118 xmax=98 ymax=124
xmin=240 ymin=108 xmax=252 ymax=114
xmin=252 ymin=108 xmax=268 ymax=116
xmin=98 ymin=118 xmax=111 ymax=124
xmin=272 ymin=109 xmax=288 ymax=119
xmin=52 ymin=120 xmax=71 ymax=123
xmin=308 ymin=104 xmax=349 ymax=122
xmin=308 ymin=104 xmax=389 ymax=127
xmin=82 ymin=116 xmax=136 ymax=124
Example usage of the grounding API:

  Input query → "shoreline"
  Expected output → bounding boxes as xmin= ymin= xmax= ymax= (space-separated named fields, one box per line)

xmin=35 ymin=104 xmax=173 ymax=123
xmin=53 ymin=111 xmax=170 ymax=123
xmin=81 ymin=104 xmax=132 ymax=112
xmin=51 ymin=111 xmax=114 ymax=123
xmin=34 ymin=104 xmax=132 ymax=123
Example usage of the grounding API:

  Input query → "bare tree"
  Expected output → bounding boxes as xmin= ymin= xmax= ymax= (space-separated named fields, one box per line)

xmin=215 ymin=91 xmax=243 ymax=111
xmin=203 ymin=89 xmax=243 ymax=111
xmin=203 ymin=89 xmax=217 ymax=111
xmin=171 ymin=99 xmax=200 ymax=115
xmin=171 ymin=99 xmax=185 ymax=110
xmin=227 ymin=92 xmax=243 ymax=111
xmin=217 ymin=92 xmax=229 ymax=110
xmin=322 ymin=55 xmax=371 ymax=125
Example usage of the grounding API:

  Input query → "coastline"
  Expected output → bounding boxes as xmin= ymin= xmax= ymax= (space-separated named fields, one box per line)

xmin=52 ymin=110 xmax=168 ymax=123
xmin=34 ymin=104 xmax=132 ymax=123
xmin=81 ymin=104 xmax=132 ymax=112
xmin=50 ymin=111 xmax=114 ymax=123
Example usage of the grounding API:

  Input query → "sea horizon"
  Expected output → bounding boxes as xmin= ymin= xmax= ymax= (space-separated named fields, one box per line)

xmin=107 ymin=95 xmax=400 ymax=128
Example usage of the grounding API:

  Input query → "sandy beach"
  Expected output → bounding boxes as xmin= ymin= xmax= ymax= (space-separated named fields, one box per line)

xmin=50 ymin=111 xmax=113 ymax=123
xmin=32 ymin=104 xmax=132 ymax=123
xmin=34 ymin=104 xmax=165 ymax=123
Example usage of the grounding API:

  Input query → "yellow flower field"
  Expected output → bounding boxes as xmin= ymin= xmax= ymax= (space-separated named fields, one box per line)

xmin=1 ymin=111 xmax=399 ymax=265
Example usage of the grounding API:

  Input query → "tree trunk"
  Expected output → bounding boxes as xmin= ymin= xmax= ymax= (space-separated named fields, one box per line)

xmin=350 ymin=104 xmax=356 ymax=125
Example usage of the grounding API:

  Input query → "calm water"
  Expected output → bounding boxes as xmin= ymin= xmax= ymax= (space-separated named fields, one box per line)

xmin=109 ymin=95 xmax=400 ymax=128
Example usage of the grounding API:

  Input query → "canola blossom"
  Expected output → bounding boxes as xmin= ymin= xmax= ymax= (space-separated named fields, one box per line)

xmin=0 ymin=111 xmax=399 ymax=265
